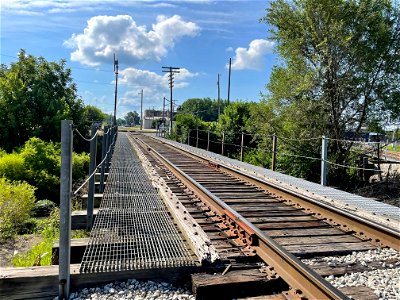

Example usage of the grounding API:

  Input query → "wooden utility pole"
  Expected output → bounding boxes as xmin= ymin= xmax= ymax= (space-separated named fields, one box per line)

xmin=162 ymin=66 xmax=180 ymax=133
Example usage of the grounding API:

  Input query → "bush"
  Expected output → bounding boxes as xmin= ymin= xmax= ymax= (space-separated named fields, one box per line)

xmin=73 ymin=152 xmax=90 ymax=180
xmin=20 ymin=138 xmax=60 ymax=200
xmin=0 ymin=152 xmax=26 ymax=181
xmin=32 ymin=199 xmax=56 ymax=217
xmin=0 ymin=138 xmax=90 ymax=202
xmin=0 ymin=178 xmax=36 ymax=239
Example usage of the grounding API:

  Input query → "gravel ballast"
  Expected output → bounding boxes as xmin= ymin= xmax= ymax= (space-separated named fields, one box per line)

xmin=54 ymin=279 xmax=194 ymax=300
xmin=303 ymin=248 xmax=400 ymax=300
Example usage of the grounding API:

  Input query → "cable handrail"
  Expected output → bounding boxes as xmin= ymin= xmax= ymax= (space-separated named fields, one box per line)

xmin=73 ymin=134 xmax=115 ymax=195
xmin=74 ymin=128 xmax=99 ymax=142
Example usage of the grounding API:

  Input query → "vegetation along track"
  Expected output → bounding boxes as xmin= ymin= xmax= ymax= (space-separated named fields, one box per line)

xmin=130 ymin=133 xmax=400 ymax=300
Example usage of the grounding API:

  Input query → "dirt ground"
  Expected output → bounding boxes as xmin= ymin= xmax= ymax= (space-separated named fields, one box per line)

xmin=0 ymin=235 xmax=43 ymax=267
xmin=353 ymin=162 xmax=400 ymax=207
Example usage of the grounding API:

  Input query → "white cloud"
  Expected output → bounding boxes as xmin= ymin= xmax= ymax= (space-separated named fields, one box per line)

xmin=116 ymin=67 xmax=198 ymax=114
xmin=229 ymin=39 xmax=274 ymax=71
xmin=64 ymin=14 xmax=200 ymax=66
xmin=226 ymin=46 xmax=233 ymax=52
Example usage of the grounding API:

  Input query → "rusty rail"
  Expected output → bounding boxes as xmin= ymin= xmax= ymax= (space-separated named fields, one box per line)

xmin=135 ymin=136 xmax=349 ymax=300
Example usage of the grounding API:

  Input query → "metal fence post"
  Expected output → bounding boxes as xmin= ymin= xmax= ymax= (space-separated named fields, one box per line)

xmin=207 ymin=130 xmax=210 ymax=151
xmin=321 ymin=135 xmax=328 ymax=186
xmin=196 ymin=127 xmax=199 ymax=148
xmin=100 ymin=125 xmax=109 ymax=193
xmin=240 ymin=132 xmax=244 ymax=162
xmin=87 ymin=124 xmax=98 ymax=230
xmin=59 ymin=120 xmax=73 ymax=299
xmin=271 ymin=133 xmax=277 ymax=171
xmin=105 ymin=126 xmax=111 ymax=172
xmin=188 ymin=129 xmax=191 ymax=146
xmin=221 ymin=131 xmax=225 ymax=156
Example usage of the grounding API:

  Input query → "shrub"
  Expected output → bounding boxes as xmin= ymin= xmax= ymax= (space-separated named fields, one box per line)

xmin=20 ymin=138 xmax=60 ymax=200
xmin=0 ymin=178 xmax=36 ymax=239
xmin=0 ymin=152 xmax=26 ymax=181
xmin=32 ymin=199 xmax=56 ymax=217
xmin=73 ymin=152 xmax=90 ymax=180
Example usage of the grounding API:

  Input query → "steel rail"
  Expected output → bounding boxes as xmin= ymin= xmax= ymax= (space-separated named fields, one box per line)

xmin=135 ymin=137 xmax=349 ymax=300
xmin=153 ymin=136 xmax=400 ymax=251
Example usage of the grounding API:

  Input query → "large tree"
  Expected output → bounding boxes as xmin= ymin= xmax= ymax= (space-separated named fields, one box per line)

xmin=178 ymin=98 xmax=228 ymax=122
xmin=0 ymin=50 xmax=87 ymax=151
xmin=262 ymin=0 xmax=400 ymax=165
xmin=124 ymin=111 xmax=140 ymax=126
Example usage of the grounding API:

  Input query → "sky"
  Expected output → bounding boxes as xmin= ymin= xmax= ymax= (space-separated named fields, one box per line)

xmin=1 ymin=0 xmax=278 ymax=119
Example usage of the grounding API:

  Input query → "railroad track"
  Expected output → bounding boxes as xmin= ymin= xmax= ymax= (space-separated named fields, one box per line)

xmin=130 ymin=133 xmax=400 ymax=300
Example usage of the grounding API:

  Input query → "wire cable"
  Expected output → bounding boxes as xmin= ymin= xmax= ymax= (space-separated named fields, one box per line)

xmin=74 ymin=128 xmax=99 ymax=142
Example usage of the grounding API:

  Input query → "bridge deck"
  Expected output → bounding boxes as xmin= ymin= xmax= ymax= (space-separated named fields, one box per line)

xmin=80 ymin=133 xmax=195 ymax=273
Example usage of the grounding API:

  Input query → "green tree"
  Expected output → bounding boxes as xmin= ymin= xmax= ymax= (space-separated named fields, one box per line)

xmin=0 ymin=50 xmax=86 ymax=151
xmin=178 ymin=98 xmax=228 ymax=122
xmin=262 ymin=0 xmax=400 ymax=183
xmin=84 ymin=105 xmax=107 ymax=125
xmin=125 ymin=111 xmax=140 ymax=126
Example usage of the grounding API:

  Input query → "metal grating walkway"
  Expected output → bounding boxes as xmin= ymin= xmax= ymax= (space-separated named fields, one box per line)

xmin=80 ymin=133 xmax=195 ymax=273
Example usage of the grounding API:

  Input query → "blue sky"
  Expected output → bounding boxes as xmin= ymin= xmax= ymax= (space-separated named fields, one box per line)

xmin=1 ymin=0 xmax=277 ymax=118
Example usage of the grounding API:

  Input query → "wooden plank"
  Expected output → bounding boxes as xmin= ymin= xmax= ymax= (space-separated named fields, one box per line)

xmin=192 ymin=269 xmax=287 ymax=300
xmin=284 ymin=241 xmax=376 ymax=257
xmin=52 ymin=238 xmax=89 ymax=264
xmin=71 ymin=209 xmax=98 ymax=230
xmin=273 ymin=234 xmax=362 ymax=246
xmin=263 ymin=228 xmax=347 ymax=238
xmin=339 ymin=286 xmax=378 ymax=300
xmin=256 ymin=221 xmax=329 ymax=230
xmin=240 ymin=210 xmax=309 ymax=217
xmin=246 ymin=216 xmax=317 ymax=223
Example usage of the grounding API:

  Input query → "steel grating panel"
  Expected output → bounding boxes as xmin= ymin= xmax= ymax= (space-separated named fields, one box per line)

xmin=80 ymin=133 xmax=195 ymax=273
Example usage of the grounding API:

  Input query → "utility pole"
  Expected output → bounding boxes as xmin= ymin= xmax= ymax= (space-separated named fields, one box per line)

xmin=217 ymin=73 xmax=221 ymax=117
xmin=227 ymin=57 xmax=231 ymax=105
xmin=113 ymin=54 xmax=119 ymax=126
xmin=139 ymin=89 xmax=143 ymax=130
xmin=162 ymin=66 xmax=180 ymax=133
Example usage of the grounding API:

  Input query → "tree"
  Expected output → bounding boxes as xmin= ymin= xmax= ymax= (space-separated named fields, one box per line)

xmin=262 ymin=0 xmax=400 ymax=183
xmin=125 ymin=111 xmax=140 ymax=126
xmin=0 ymin=50 xmax=86 ymax=151
xmin=84 ymin=105 xmax=107 ymax=125
xmin=178 ymin=98 xmax=228 ymax=122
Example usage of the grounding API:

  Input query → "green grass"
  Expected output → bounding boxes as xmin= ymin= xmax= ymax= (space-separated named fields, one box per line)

xmin=386 ymin=144 xmax=400 ymax=151
xmin=12 ymin=237 xmax=54 ymax=266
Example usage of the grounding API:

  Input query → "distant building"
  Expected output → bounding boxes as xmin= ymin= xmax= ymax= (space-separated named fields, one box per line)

xmin=143 ymin=109 xmax=170 ymax=129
